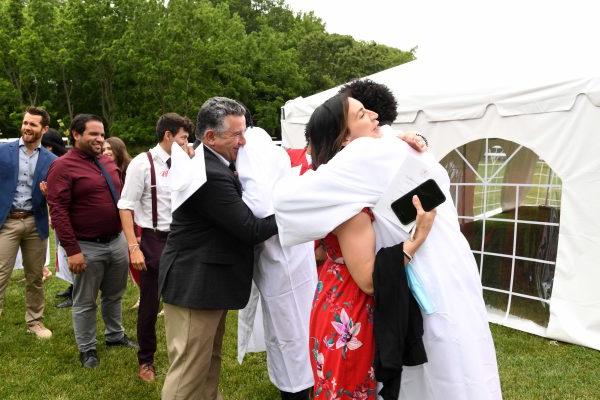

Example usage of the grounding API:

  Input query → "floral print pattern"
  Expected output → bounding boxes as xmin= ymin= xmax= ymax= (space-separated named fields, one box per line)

xmin=310 ymin=209 xmax=376 ymax=399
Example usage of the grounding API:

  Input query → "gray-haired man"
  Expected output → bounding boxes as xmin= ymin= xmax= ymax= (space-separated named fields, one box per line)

xmin=159 ymin=97 xmax=278 ymax=400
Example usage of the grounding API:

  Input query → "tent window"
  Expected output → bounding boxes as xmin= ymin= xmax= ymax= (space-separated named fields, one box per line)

xmin=441 ymin=138 xmax=561 ymax=329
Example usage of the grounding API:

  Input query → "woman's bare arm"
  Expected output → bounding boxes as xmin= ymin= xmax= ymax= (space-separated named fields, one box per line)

xmin=334 ymin=212 xmax=377 ymax=295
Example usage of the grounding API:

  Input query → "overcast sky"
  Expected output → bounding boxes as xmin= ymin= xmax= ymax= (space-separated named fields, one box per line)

xmin=284 ymin=0 xmax=598 ymax=65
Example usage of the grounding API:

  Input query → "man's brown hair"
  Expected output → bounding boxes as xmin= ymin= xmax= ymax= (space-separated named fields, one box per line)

xmin=25 ymin=106 xmax=50 ymax=127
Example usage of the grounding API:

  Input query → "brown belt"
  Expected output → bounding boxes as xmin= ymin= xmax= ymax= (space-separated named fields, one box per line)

xmin=8 ymin=211 xmax=33 ymax=220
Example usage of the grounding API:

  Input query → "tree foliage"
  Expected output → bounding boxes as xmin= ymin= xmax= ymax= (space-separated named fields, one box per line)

xmin=0 ymin=0 xmax=414 ymax=142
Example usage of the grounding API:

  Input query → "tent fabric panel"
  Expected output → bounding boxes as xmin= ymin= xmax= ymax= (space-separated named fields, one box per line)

xmin=392 ymin=96 xmax=600 ymax=350
xmin=281 ymin=59 xmax=600 ymax=145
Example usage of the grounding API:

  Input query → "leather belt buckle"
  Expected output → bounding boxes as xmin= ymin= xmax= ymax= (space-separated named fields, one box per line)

xmin=9 ymin=211 xmax=33 ymax=220
xmin=78 ymin=234 xmax=120 ymax=244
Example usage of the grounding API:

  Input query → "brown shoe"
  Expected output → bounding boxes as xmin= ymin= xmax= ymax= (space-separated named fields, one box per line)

xmin=27 ymin=322 xmax=52 ymax=339
xmin=138 ymin=363 xmax=156 ymax=382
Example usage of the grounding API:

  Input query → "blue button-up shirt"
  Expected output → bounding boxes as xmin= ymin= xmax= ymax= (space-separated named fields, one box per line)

xmin=12 ymin=138 xmax=40 ymax=211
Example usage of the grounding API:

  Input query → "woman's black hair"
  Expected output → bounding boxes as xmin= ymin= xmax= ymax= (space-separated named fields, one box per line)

xmin=305 ymin=94 xmax=349 ymax=169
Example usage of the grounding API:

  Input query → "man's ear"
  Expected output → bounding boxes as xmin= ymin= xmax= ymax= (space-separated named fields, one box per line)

xmin=42 ymin=126 xmax=49 ymax=135
xmin=72 ymin=131 xmax=82 ymax=143
xmin=204 ymin=129 xmax=216 ymax=145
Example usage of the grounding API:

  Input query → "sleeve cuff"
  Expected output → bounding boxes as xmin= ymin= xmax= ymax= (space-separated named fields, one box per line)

xmin=117 ymin=199 xmax=136 ymax=210
xmin=63 ymin=243 xmax=82 ymax=257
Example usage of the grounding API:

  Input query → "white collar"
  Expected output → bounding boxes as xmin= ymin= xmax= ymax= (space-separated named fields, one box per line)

xmin=203 ymin=143 xmax=230 ymax=167
xmin=152 ymin=143 xmax=171 ymax=164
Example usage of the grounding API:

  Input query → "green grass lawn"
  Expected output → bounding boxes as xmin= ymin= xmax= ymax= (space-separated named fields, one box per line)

xmin=2 ymin=268 xmax=600 ymax=399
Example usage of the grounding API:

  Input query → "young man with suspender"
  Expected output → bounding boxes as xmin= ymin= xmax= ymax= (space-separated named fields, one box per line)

xmin=118 ymin=113 xmax=194 ymax=381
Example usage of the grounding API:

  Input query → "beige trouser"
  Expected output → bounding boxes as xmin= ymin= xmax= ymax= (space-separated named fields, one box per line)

xmin=0 ymin=216 xmax=47 ymax=325
xmin=162 ymin=304 xmax=227 ymax=400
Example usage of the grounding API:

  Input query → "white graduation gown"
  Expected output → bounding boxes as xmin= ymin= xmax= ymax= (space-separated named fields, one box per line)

xmin=273 ymin=135 xmax=502 ymax=400
xmin=236 ymin=127 xmax=317 ymax=393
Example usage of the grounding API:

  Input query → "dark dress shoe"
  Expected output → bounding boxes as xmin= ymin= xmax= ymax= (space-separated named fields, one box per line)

xmin=80 ymin=349 xmax=99 ymax=368
xmin=55 ymin=285 xmax=73 ymax=298
xmin=56 ymin=298 xmax=73 ymax=308
xmin=281 ymin=388 xmax=310 ymax=400
xmin=106 ymin=334 xmax=139 ymax=349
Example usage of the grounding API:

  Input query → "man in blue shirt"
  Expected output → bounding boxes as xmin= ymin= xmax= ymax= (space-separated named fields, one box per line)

xmin=0 ymin=107 xmax=56 ymax=339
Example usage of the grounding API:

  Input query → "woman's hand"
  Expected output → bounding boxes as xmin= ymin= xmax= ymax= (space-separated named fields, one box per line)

xmin=404 ymin=195 xmax=436 ymax=260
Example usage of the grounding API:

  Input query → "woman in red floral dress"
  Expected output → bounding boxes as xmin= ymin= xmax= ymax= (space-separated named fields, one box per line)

xmin=310 ymin=210 xmax=377 ymax=399
xmin=306 ymin=94 xmax=435 ymax=400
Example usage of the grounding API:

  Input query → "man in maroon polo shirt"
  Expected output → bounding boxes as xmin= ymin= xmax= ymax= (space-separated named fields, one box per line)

xmin=47 ymin=114 xmax=137 ymax=369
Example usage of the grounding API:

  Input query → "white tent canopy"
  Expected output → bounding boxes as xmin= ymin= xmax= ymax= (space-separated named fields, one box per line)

xmin=281 ymin=55 xmax=600 ymax=350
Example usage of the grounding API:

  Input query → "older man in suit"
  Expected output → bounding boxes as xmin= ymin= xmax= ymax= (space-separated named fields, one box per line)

xmin=0 ymin=107 xmax=56 ymax=339
xmin=159 ymin=97 xmax=278 ymax=400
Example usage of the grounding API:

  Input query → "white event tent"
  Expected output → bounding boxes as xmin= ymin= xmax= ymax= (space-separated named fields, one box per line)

xmin=280 ymin=54 xmax=600 ymax=350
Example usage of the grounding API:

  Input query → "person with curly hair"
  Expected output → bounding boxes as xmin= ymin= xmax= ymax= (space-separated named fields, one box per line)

xmin=339 ymin=79 xmax=398 ymax=125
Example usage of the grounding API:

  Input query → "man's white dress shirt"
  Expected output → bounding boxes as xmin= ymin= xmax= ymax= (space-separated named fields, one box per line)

xmin=118 ymin=144 xmax=172 ymax=231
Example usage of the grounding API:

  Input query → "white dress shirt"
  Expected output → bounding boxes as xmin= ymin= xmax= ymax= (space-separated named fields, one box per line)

xmin=117 ymin=144 xmax=172 ymax=232
xmin=203 ymin=143 xmax=231 ymax=167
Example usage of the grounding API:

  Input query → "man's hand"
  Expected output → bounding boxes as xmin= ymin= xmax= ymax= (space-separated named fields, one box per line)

xmin=39 ymin=181 xmax=48 ymax=196
xmin=412 ymin=195 xmax=436 ymax=244
xmin=398 ymin=132 xmax=427 ymax=152
xmin=314 ymin=242 xmax=326 ymax=265
xmin=129 ymin=245 xmax=146 ymax=271
xmin=403 ymin=195 xmax=437 ymax=264
xmin=68 ymin=252 xmax=87 ymax=274
xmin=183 ymin=143 xmax=195 ymax=158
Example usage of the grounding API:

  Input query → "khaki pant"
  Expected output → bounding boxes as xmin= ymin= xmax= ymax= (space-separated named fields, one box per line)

xmin=0 ymin=216 xmax=46 ymax=325
xmin=162 ymin=304 xmax=227 ymax=400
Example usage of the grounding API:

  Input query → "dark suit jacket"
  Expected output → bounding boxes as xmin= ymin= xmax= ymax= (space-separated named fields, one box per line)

xmin=159 ymin=145 xmax=278 ymax=310
xmin=0 ymin=140 xmax=57 ymax=239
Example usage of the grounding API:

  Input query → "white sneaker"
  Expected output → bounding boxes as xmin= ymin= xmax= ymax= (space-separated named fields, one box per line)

xmin=130 ymin=297 xmax=140 ymax=309
xmin=27 ymin=322 xmax=53 ymax=339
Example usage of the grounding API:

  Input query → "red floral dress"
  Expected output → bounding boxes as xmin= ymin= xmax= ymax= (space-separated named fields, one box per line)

xmin=310 ymin=210 xmax=376 ymax=399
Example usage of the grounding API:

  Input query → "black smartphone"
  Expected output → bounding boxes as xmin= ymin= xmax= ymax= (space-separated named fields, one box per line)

xmin=390 ymin=179 xmax=446 ymax=225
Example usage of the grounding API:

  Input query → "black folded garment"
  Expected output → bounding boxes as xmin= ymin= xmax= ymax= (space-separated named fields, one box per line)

xmin=373 ymin=242 xmax=428 ymax=400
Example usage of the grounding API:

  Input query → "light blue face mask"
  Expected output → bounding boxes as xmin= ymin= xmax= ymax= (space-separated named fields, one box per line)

xmin=405 ymin=263 xmax=436 ymax=315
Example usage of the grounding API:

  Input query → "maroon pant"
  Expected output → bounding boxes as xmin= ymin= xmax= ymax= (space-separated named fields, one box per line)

xmin=137 ymin=229 xmax=168 ymax=365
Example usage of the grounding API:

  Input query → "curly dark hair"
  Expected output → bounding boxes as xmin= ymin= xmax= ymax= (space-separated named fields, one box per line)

xmin=338 ymin=79 xmax=398 ymax=125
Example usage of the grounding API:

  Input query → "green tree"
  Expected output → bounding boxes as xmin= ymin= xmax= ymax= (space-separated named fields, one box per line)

xmin=0 ymin=0 xmax=415 ymax=145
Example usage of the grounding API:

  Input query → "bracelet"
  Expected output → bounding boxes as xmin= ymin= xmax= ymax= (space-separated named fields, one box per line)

xmin=128 ymin=244 xmax=140 ymax=251
xmin=415 ymin=133 xmax=428 ymax=147
xmin=403 ymin=249 xmax=413 ymax=264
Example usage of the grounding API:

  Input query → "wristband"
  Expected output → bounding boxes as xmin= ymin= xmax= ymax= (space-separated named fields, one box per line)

xmin=416 ymin=133 xmax=428 ymax=147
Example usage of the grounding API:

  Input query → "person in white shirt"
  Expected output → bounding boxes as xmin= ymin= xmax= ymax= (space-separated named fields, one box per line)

xmin=117 ymin=113 xmax=193 ymax=382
